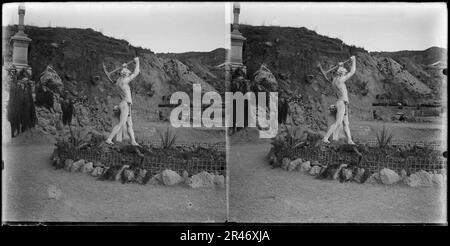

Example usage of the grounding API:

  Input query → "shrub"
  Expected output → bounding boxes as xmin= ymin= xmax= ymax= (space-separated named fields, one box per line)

xmin=376 ymin=125 xmax=394 ymax=148
xmin=269 ymin=125 xmax=305 ymax=157
xmin=55 ymin=127 xmax=89 ymax=153
xmin=142 ymin=81 xmax=155 ymax=97
xmin=157 ymin=127 xmax=178 ymax=149
xmin=352 ymin=80 xmax=369 ymax=96
xmin=284 ymin=126 xmax=304 ymax=148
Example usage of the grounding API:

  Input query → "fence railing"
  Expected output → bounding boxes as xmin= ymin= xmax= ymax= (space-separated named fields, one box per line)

xmin=140 ymin=140 xmax=226 ymax=153
xmin=281 ymin=146 xmax=447 ymax=174
xmin=59 ymin=142 xmax=226 ymax=176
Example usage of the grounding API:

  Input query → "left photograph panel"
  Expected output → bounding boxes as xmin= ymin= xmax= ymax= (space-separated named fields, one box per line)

xmin=2 ymin=2 xmax=227 ymax=223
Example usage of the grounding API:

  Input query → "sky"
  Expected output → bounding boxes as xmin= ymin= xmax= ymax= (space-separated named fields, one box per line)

xmin=2 ymin=2 xmax=447 ymax=53
xmin=2 ymin=2 xmax=229 ymax=53
xmin=240 ymin=2 xmax=448 ymax=52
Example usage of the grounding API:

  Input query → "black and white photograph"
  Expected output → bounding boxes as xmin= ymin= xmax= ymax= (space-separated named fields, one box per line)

xmin=2 ymin=2 xmax=227 ymax=222
xmin=227 ymin=2 xmax=447 ymax=223
xmin=1 ymin=1 xmax=448 ymax=227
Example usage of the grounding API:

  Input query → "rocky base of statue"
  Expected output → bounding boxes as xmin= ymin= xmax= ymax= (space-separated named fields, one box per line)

xmin=52 ymin=150 xmax=227 ymax=188
xmin=269 ymin=153 xmax=446 ymax=187
xmin=267 ymin=128 xmax=446 ymax=186
xmin=51 ymin=131 xmax=226 ymax=187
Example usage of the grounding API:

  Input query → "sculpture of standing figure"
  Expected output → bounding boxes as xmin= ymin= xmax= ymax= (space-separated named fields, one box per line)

xmin=105 ymin=57 xmax=140 ymax=146
xmin=322 ymin=56 xmax=356 ymax=144
xmin=112 ymin=105 xmax=129 ymax=142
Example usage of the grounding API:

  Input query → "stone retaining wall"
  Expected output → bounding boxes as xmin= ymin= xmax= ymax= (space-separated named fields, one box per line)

xmin=280 ymin=147 xmax=446 ymax=175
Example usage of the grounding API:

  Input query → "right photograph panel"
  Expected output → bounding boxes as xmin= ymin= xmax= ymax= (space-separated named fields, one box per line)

xmin=226 ymin=2 xmax=447 ymax=223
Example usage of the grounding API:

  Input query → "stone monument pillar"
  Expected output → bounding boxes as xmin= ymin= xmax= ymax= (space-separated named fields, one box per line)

xmin=215 ymin=2 xmax=247 ymax=84
xmin=232 ymin=2 xmax=241 ymax=33
xmin=4 ymin=4 xmax=33 ymax=143
xmin=10 ymin=4 xmax=32 ymax=75
xmin=230 ymin=2 xmax=246 ymax=72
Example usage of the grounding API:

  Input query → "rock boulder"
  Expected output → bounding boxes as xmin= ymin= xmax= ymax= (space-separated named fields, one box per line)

xmin=299 ymin=161 xmax=311 ymax=172
xmin=352 ymin=167 xmax=365 ymax=183
xmin=253 ymin=63 xmax=278 ymax=92
xmin=64 ymin=159 xmax=74 ymax=171
xmin=70 ymin=159 xmax=85 ymax=172
xmin=288 ymin=158 xmax=302 ymax=171
xmin=281 ymin=157 xmax=291 ymax=170
xmin=309 ymin=165 xmax=322 ymax=176
xmin=214 ymin=175 xmax=225 ymax=188
xmin=135 ymin=168 xmax=148 ymax=184
xmin=188 ymin=171 xmax=215 ymax=188
xmin=161 ymin=169 xmax=183 ymax=186
xmin=114 ymin=165 xmax=129 ymax=181
xmin=40 ymin=65 xmax=64 ymax=93
xmin=332 ymin=164 xmax=347 ymax=180
xmin=379 ymin=168 xmax=400 ymax=185
xmin=91 ymin=166 xmax=104 ymax=177
xmin=366 ymin=172 xmax=380 ymax=184
xmin=81 ymin=162 xmax=94 ymax=173
xmin=431 ymin=173 xmax=444 ymax=186
xmin=182 ymin=170 xmax=189 ymax=181
xmin=121 ymin=168 xmax=135 ymax=183
xmin=406 ymin=170 xmax=433 ymax=187
xmin=148 ymin=173 xmax=162 ymax=185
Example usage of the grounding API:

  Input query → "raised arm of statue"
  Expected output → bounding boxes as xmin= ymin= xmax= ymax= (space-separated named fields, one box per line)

xmin=127 ymin=57 xmax=140 ymax=82
xmin=341 ymin=56 xmax=356 ymax=82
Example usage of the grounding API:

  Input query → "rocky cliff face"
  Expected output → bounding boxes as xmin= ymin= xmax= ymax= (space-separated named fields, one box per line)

xmin=159 ymin=48 xmax=227 ymax=94
xmin=372 ymin=47 xmax=447 ymax=99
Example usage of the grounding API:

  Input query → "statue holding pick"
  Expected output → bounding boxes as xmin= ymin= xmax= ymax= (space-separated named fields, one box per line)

xmin=322 ymin=56 xmax=356 ymax=145
xmin=105 ymin=57 xmax=140 ymax=146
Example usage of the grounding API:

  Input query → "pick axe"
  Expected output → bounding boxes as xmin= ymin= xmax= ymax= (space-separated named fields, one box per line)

xmin=102 ymin=59 xmax=135 ymax=83
xmin=317 ymin=58 xmax=352 ymax=82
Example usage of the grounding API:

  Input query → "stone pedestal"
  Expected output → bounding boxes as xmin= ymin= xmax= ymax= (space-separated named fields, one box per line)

xmin=10 ymin=4 xmax=32 ymax=76
xmin=230 ymin=30 xmax=246 ymax=69
xmin=217 ymin=31 xmax=247 ymax=79
xmin=230 ymin=3 xmax=246 ymax=72
xmin=11 ymin=32 xmax=32 ymax=75
xmin=216 ymin=3 xmax=247 ymax=80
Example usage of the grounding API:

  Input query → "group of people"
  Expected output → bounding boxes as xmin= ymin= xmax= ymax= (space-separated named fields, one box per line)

xmin=7 ymin=62 xmax=80 ymax=140
xmin=7 ymin=67 xmax=37 ymax=137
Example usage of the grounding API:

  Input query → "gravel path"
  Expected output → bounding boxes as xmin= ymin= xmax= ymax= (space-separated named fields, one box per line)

xmin=2 ymin=144 xmax=226 ymax=222
xmin=228 ymin=142 xmax=446 ymax=223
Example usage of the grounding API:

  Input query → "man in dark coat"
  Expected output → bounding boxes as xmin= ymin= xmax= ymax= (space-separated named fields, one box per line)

xmin=7 ymin=68 xmax=37 ymax=137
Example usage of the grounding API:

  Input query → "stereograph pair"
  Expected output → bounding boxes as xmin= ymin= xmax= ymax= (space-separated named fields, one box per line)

xmin=1 ymin=2 xmax=447 ymax=224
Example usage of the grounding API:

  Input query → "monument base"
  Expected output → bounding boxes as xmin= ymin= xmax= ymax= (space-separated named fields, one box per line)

xmin=12 ymin=64 xmax=32 ymax=77
xmin=216 ymin=62 xmax=247 ymax=78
